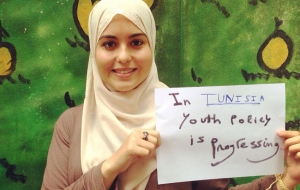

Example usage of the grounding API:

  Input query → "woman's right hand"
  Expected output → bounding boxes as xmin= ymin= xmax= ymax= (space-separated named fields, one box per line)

xmin=101 ymin=129 xmax=161 ymax=189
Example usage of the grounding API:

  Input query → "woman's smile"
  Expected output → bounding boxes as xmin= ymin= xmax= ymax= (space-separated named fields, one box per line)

xmin=112 ymin=68 xmax=137 ymax=76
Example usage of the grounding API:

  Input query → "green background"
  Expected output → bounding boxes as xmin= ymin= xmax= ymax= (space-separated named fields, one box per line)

xmin=1 ymin=0 xmax=300 ymax=189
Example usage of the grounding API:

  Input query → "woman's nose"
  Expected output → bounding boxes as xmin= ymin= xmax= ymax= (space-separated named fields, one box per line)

xmin=116 ymin=45 xmax=131 ymax=64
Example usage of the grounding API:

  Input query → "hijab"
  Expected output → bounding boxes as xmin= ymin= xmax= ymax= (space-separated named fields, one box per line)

xmin=81 ymin=0 xmax=167 ymax=189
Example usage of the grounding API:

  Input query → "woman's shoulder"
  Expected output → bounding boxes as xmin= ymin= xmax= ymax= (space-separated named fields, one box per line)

xmin=55 ymin=105 xmax=83 ymax=135
xmin=59 ymin=104 xmax=83 ymax=119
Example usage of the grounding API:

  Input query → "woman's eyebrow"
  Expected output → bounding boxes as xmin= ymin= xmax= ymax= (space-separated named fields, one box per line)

xmin=99 ymin=35 xmax=116 ymax=40
xmin=130 ymin=33 xmax=146 ymax=38
xmin=99 ymin=33 xmax=146 ymax=40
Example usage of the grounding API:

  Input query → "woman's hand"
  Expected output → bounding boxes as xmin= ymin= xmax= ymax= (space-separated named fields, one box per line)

xmin=101 ymin=128 xmax=161 ymax=189
xmin=277 ymin=130 xmax=300 ymax=189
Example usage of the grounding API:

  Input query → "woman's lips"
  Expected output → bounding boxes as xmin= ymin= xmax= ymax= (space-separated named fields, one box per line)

xmin=113 ymin=68 xmax=137 ymax=77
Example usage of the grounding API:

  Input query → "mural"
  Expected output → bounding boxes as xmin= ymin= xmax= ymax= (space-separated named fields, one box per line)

xmin=0 ymin=21 xmax=29 ymax=85
xmin=0 ymin=0 xmax=299 ymax=189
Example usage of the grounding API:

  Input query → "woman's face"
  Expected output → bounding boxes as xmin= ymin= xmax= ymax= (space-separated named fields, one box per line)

xmin=96 ymin=14 xmax=152 ymax=92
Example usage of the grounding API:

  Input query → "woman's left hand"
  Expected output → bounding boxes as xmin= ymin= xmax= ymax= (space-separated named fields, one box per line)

xmin=277 ymin=130 xmax=300 ymax=188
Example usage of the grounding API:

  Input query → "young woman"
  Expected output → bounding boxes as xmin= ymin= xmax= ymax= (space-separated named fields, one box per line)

xmin=42 ymin=0 xmax=300 ymax=189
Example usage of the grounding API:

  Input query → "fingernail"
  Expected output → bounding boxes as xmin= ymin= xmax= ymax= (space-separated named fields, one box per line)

xmin=276 ymin=130 xmax=284 ymax=135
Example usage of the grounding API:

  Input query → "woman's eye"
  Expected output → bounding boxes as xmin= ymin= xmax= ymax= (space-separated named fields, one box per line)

xmin=103 ymin=41 xmax=116 ymax=48
xmin=131 ymin=40 xmax=143 ymax=46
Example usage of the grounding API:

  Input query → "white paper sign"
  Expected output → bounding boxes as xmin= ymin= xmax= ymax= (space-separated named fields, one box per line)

xmin=155 ymin=83 xmax=285 ymax=184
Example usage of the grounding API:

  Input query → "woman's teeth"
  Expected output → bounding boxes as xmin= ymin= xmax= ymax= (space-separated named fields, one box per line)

xmin=114 ymin=69 xmax=135 ymax=74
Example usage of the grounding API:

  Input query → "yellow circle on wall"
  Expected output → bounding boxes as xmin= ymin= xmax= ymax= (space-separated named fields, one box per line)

xmin=0 ymin=47 xmax=12 ymax=76
xmin=262 ymin=37 xmax=288 ymax=70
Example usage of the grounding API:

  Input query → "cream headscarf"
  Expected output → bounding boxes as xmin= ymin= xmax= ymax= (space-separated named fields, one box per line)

xmin=81 ymin=0 xmax=167 ymax=189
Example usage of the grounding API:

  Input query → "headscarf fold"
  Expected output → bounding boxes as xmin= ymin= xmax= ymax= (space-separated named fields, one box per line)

xmin=81 ymin=0 xmax=167 ymax=189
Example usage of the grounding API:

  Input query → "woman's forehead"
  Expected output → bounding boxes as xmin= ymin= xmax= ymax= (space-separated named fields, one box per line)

xmin=101 ymin=14 xmax=144 ymax=35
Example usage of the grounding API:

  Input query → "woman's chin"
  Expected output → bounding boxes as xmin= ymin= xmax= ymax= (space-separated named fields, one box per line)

xmin=105 ymin=83 xmax=138 ymax=92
